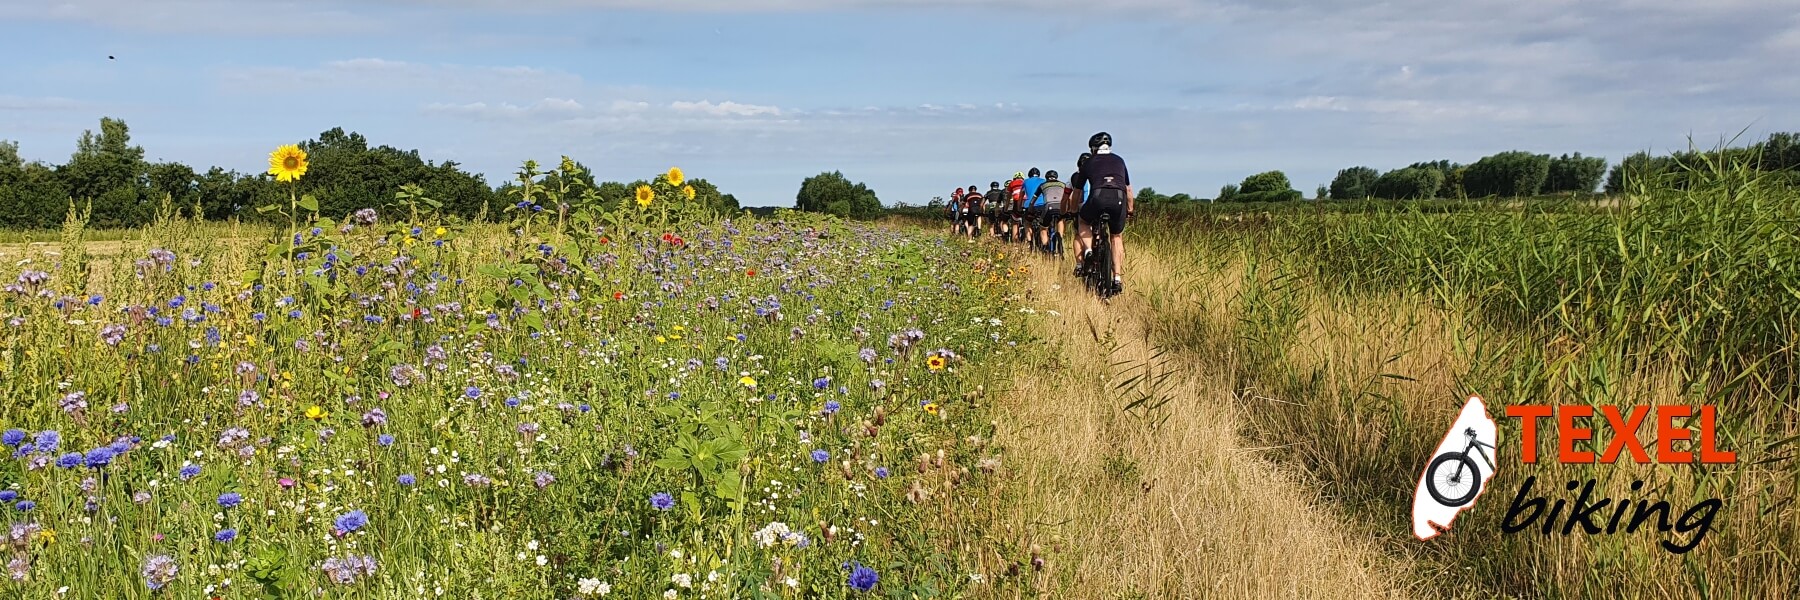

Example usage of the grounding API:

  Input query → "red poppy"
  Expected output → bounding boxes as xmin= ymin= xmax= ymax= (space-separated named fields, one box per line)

xmin=613 ymin=291 xmax=625 ymax=301
xmin=746 ymin=269 xmax=757 ymax=277
xmin=599 ymin=236 xmax=610 ymax=245
xmin=411 ymin=308 xmax=422 ymax=320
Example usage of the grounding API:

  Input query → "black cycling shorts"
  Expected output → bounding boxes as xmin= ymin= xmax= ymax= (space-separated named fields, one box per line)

xmin=1079 ymin=188 xmax=1127 ymax=235
xmin=1038 ymin=208 xmax=1062 ymax=227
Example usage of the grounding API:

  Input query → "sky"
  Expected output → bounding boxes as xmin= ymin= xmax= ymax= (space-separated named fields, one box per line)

xmin=3 ymin=0 xmax=1798 ymax=207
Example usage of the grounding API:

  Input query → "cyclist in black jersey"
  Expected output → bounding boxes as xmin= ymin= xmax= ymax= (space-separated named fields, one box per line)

xmin=962 ymin=185 xmax=985 ymax=240
xmin=1071 ymin=132 xmax=1134 ymax=292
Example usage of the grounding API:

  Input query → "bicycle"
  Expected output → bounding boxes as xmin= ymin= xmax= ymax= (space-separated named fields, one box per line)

xmin=1424 ymin=427 xmax=1496 ymax=507
xmin=1080 ymin=213 xmax=1117 ymax=299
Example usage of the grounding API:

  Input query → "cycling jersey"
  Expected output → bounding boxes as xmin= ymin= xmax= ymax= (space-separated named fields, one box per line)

xmin=985 ymin=188 xmax=1007 ymax=214
xmin=1022 ymin=176 xmax=1047 ymax=208
xmin=1083 ymin=153 xmax=1129 ymax=190
xmin=1035 ymin=180 xmax=1068 ymax=210
xmin=1006 ymin=178 xmax=1025 ymax=209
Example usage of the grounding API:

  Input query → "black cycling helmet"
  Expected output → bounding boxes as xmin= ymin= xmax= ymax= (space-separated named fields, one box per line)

xmin=990 ymin=181 xmax=1001 ymax=189
xmin=1046 ymin=170 xmax=1059 ymax=180
xmin=967 ymin=185 xmax=978 ymax=193
xmin=1028 ymin=167 xmax=1041 ymax=178
xmin=1089 ymin=131 xmax=1111 ymax=150
xmin=1078 ymin=152 xmax=1092 ymax=168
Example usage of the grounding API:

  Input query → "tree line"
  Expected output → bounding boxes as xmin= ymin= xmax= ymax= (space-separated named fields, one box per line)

xmin=0 ymin=117 xmax=742 ymax=229
xmin=1124 ymin=131 xmax=1800 ymax=205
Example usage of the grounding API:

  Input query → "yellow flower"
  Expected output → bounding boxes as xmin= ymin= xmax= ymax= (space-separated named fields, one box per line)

xmin=404 ymin=237 xmax=416 ymax=246
xmin=665 ymin=166 xmax=685 ymax=187
xmin=305 ymin=405 xmax=328 ymax=421
xmin=924 ymin=403 xmax=940 ymax=415
xmin=927 ymin=355 xmax=947 ymax=371
xmin=656 ymin=335 xmax=668 ymax=344
xmin=268 ymin=144 xmax=309 ymax=182
xmin=739 ymin=376 xmax=757 ymax=388
xmin=672 ymin=325 xmax=686 ymax=332
xmin=434 ymin=226 xmax=447 ymax=237
xmin=636 ymin=185 xmax=655 ymax=207
xmin=682 ymin=185 xmax=696 ymax=200
xmin=38 ymin=528 xmax=55 ymax=545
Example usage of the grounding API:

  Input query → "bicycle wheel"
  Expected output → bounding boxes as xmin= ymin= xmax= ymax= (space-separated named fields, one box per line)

xmin=1425 ymin=452 xmax=1482 ymax=507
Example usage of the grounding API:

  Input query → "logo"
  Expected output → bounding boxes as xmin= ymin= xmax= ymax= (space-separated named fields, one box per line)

xmin=1412 ymin=395 xmax=1500 ymax=539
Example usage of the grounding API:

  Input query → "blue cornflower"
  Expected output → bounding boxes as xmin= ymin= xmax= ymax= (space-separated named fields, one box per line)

xmin=874 ymin=467 xmax=890 ymax=479
xmin=650 ymin=492 xmax=675 ymax=511
xmin=333 ymin=509 xmax=369 ymax=534
xmin=578 ymin=404 xmax=592 ymax=413
xmin=218 ymin=492 xmax=242 ymax=508
xmin=252 ymin=312 xmax=266 ymax=321
xmin=811 ymin=449 xmax=830 ymax=463
xmin=0 ymin=430 xmax=24 ymax=447
xmin=845 ymin=562 xmax=879 ymax=592
xmin=813 ymin=377 xmax=830 ymax=390
xmin=36 ymin=427 xmax=62 ymax=450
xmin=84 ymin=447 xmax=116 ymax=468
xmin=288 ymin=309 xmax=303 ymax=319
xmin=504 ymin=397 xmax=521 ymax=408
xmin=464 ymin=387 xmax=481 ymax=399
xmin=0 ymin=491 xmax=15 ymax=502
xmin=397 ymin=474 xmax=416 ymax=486
xmin=14 ymin=501 xmax=34 ymax=512
xmin=56 ymin=453 xmax=82 ymax=469
xmin=377 ymin=434 xmax=394 ymax=447
xmin=215 ymin=528 xmax=237 ymax=543
xmin=179 ymin=464 xmax=202 ymax=480
xmin=823 ymin=401 xmax=841 ymax=415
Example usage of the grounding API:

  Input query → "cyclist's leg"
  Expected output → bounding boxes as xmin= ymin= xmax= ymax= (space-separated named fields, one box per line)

xmin=1106 ymin=200 xmax=1127 ymax=285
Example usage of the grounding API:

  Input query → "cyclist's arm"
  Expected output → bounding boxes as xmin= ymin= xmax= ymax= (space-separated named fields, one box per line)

xmin=1126 ymin=185 xmax=1135 ymax=216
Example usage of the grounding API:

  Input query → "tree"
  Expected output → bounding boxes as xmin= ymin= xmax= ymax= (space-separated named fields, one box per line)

xmin=795 ymin=171 xmax=880 ymax=219
xmin=1462 ymin=151 xmax=1551 ymax=198
xmin=1135 ymin=187 xmax=1169 ymax=206
xmin=1544 ymin=153 xmax=1608 ymax=194
xmin=59 ymin=117 xmax=149 ymax=228
xmin=1407 ymin=160 xmax=1462 ymax=198
xmin=1372 ymin=167 xmax=1445 ymax=200
xmin=1315 ymin=185 xmax=1328 ymax=200
xmin=1328 ymin=166 xmax=1379 ymax=200
xmin=1232 ymin=170 xmax=1302 ymax=203
xmin=1217 ymin=183 xmax=1239 ymax=202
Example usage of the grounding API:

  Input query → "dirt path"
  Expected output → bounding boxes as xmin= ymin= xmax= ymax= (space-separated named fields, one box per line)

xmin=988 ymin=244 xmax=1416 ymax=599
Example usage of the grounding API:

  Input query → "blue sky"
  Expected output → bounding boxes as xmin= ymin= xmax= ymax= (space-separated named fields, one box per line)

xmin=4 ymin=1 xmax=1798 ymax=207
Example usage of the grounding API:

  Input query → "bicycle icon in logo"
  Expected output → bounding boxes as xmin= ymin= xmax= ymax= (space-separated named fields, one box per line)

xmin=1412 ymin=395 xmax=1500 ymax=540
xmin=1425 ymin=427 xmax=1497 ymax=507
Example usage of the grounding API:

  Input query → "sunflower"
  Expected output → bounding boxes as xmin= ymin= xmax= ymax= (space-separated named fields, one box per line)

xmin=268 ymin=144 xmax=309 ymax=182
xmin=665 ymin=166 xmax=685 ymax=187
xmin=926 ymin=354 xmax=947 ymax=371
xmin=635 ymin=185 xmax=655 ymax=207
xmin=682 ymin=185 xmax=696 ymax=200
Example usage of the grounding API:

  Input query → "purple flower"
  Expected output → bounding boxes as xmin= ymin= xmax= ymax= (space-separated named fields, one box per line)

xmin=59 ymin=391 xmax=88 ymax=414
xmin=397 ymin=474 xmax=416 ymax=486
xmin=377 ymin=434 xmax=395 ymax=447
xmin=333 ymin=509 xmax=369 ymax=535
xmin=822 ymin=401 xmax=841 ymax=415
xmin=650 ymin=492 xmax=675 ymax=511
xmin=5 ymin=501 xmax=23 ymax=512
xmin=321 ymin=555 xmax=378 ymax=584
xmin=83 ymin=447 xmax=116 ymax=468
xmin=0 ymin=430 xmax=22 ymax=447
xmin=813 ymin=377 xmax=830 ymax=390
xmin=810 ymin=449 xmax=830 ymax=463
xmin=214 ymin=528 xmax=237 ymax=543
xmin=533 ymin=471 xmax=555 ymax=489
xmin=56 ymin=453 xmax=82 ymax=469
xmin=99 ymin=324 xmax=127 ymax=345
xmin=846 ymin=562 xmax=879 ymax=592
xmin=874 ymin=467 xmax=890 ymax=479
xmin=464 ymin=386 xmax=481 ymax=399
xmin=361 ymin=408 xmax=387 ymax=427
xmin=179 ymin=464 xmax=202 ymax=480
xmin=142 ymin=555 xmax=177 ymax=590
xmin=217 ymin=492 xmax=242 ymax=508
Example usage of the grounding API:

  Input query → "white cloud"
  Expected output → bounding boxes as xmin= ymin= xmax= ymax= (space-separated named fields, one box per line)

xmin=668 ymin=100 xmax=783 ymax=117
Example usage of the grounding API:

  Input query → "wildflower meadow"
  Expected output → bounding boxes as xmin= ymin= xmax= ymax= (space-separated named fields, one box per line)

xmin=0 ymin=149 xmax=1031 ymax=598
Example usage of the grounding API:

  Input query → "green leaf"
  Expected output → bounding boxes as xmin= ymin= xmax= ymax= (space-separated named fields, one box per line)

xmin=712 ymin=473 xmax=743 ymax=500
xmin=651 ymin=457 xmax=690 ymax=471
xmin=298 ymin=194 xmax=320 ymax=212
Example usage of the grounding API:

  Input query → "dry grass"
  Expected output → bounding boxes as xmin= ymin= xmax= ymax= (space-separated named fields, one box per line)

xmin=983 ymin=245 xmax=1416 ymax=599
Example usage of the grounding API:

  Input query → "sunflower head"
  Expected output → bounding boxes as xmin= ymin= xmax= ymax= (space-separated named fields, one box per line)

xmin=269 ymin=144 xmax=309 ymax=182
xmin=635 ymin=185 xmax=655 ymax=207
xmin=665 ymin=166 xmax=685 ymax=187
xmin=682 ymin=185 xmax=696 ymax=200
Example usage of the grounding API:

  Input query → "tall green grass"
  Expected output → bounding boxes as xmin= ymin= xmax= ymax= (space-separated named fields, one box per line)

xmin=1130 ymin=157 xmax=1799 ymax=598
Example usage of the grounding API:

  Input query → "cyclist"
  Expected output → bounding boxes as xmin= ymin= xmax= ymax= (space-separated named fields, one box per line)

xmin=1021 ymin=168 xmax=1046 ymax=247
xmin=948 ymin=187 xmax=964 ymax=235
xmin=1071 ymin=132 xmax=1132 ymax=294
xmin=1032 ymin=170 xmax=1068 ymax=253
xmin=1004 ymin=172 xmax=1025 ymax=241
xmin=962 ymin=184 xmax=985 ymax=240
xmin=983 ymin=181 xmax=1007 ymax=240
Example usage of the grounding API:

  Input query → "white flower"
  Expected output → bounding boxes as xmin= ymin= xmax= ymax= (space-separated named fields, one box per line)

xmin=752 ymin=522 xmax=791 ymax=548
xmin=784 ymin=577 xmax=798 ymax=588
xmin=671 ymin=573 xmax=693 ymax=588
xmin=526 ymin=540 xmax=539 ymax=551
xmin=664 ymin=590 xmax=677 ymax=600
xmin=535 ymin=555 xmax=547 ymax=566
xmin=577 ymin=578 xmax=609 ymax=595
